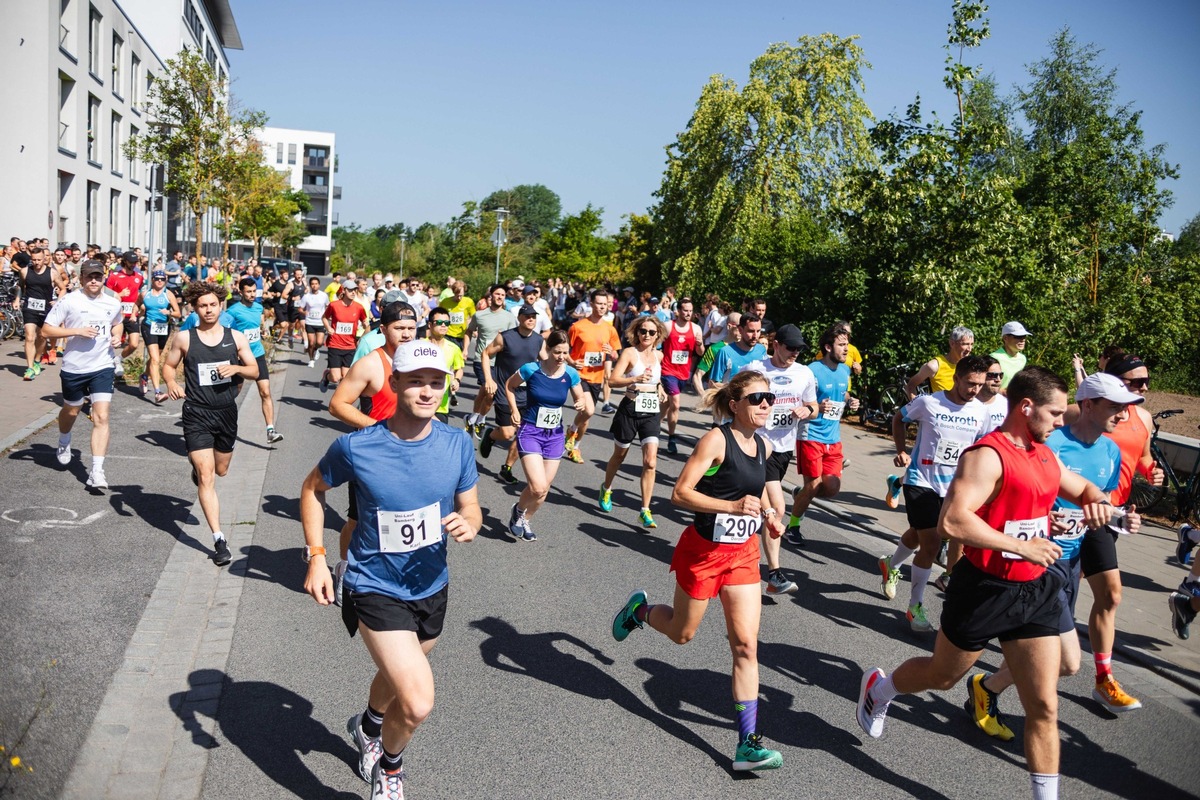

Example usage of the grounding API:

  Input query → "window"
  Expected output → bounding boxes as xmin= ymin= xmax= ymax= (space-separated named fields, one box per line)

xmin=287 ymin=143 xmax=296 ymax=165
xmin=204 ymin=40 xmax=216 ymax=69
xmin=183 ymin=2 xmax=204 ymax=45
xmin=111 ymin=33 xmax=123 ymax=95
xmin=58 ymin=172 xmax=74 ymax=241
xmin=110 ymin=112 xmax=121 ymax=173
xmin=60 ymin=0 xmax=77 ymax=58
xmin=306 ymin=146 xmax=328 ymax=167
xmin=130 ymin=54 xmax=140 ymax=108
xmin=87 ymin=94 xmax=100 ymax=163
xmin=276 ymin=142 xmax=283 ymax=164
xmin=128 ymin=196 xmax=137 ymax=245
xmin=128 ymin=124 xmax=138 ymax=179
xmin=88 ymin=7 xmax=102 ymax=77
xmin=86 ymin=181 xmax=99 ymax=243
xmin=110 ymin=190 xmax=120 ymax=245
xmin=58 ymin=72 xmax=77 ymax=154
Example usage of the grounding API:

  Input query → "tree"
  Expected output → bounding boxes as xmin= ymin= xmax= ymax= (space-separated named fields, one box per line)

xmin=1175 ymin=211 xmax=1200 ymax=258
xmin=652 ymin=33 xmax=876 ymax=297
xmin=536 ymin=205 xmax=615 ymax=282
xmin=215 ymin=141 xmax=279 ymax=259
xmin=125 ymin=49 xmax=266 ymax=259
xmin=481 ymin=184 xmax=562 ymax=244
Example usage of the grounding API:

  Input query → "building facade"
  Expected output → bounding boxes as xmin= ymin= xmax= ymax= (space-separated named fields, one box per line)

xmin=0 ymin=0 xmax=241 ymax=258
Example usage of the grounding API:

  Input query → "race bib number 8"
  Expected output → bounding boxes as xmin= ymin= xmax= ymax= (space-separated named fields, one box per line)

xmin=670 ymin=349 xmax=689 ymax=365
xmin=933 ymin=436 xmax=968 ymax=467
xmin=1002 ymin=516 xmax=1050 ymax=560
xmin=334 ymin=322 xmax=354 ymax=336
xmin=767 ymin=407 xmax=795 ymax=430
xmin=149 ymin=321 xmax=169 ymax=336
xmin=583 ymin=351 xmax=603 ymax=368
xmin=822 ymin=400 xmax=846 ymax=421
xmin=377 ymin=502 xmax=442 ymax=554
xmin=635 ymin=392 xmax=660 ymax=413
xmin=713 ymin=512 xmax=761 ymax=544
xmin=535 ymin=406 xmax=563 ymax=429
xmin=198 ymin=361 xmax=231 ymax=387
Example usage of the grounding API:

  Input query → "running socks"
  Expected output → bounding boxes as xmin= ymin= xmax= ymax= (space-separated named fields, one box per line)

xmin=380 ymin=747 xmax=403 ymax=773
xmin=361 ymin=705 xmax=384 ymax=738
xmin=212 ymin=531 xmax=226 ymax=544
xmin=634 ymin=603 xmax=651 ymax=624
xmin=734 ymin=699 xmax=758 ymax=742
xmin=59 ymin=432 xmax=71 ymax=447
xmin=92 ymin=455 xmax=105 ymax=472
xmin=1094 ymin=652 xmax=1113 ymax=680
xmin=787 ymin=514 xmax=804 ymax=528
xmin=910 ymin=565 xmax=931 ymax=606
xmin=1030 ymin=772 xmax=1059 ymax=800
xmin=891 ymin=542 xmax=917 ymax=566
xmin=869 ymin=673 xmax=900 ymax=706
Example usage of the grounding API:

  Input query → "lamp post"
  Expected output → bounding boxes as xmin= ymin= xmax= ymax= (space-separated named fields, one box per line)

xmin=399 ymin=233 xmax=408 ymax=273
xmin=491 ymin=207 xmax=508 ymax=284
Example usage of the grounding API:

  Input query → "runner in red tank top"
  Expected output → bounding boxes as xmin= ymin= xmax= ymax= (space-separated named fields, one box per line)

xmin=326 ymin=302 xmax=418 ymax=604
xmin=856 ymin=367 xmax=1118 ymax=800
xmin=658 ymin=298 xmax=704 ymax=454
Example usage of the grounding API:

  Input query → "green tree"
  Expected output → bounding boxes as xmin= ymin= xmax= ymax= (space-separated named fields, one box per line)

xmin=124 ymin=49 xmax=266 ymax=259
xmin=481 ymin=184 xmax=562 ymax=244
xmin=652 ymin=33 xmax=876 ymax=297
xmin=536 ymin=205 xmax=615 ymax=282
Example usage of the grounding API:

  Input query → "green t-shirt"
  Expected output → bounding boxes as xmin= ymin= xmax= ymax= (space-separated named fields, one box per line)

xmin=698 ymin=340 xmax=727 ymax=374
xmin=990 ymin=348 xmax=1026 ymax=389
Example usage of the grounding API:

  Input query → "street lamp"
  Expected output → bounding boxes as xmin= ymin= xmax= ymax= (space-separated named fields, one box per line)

xmin=491 ymin=207 xmax=508 ymax=284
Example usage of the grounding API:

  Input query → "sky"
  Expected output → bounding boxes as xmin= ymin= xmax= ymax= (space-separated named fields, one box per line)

xmin=226 ymin=0 xmax=1200 ymax=237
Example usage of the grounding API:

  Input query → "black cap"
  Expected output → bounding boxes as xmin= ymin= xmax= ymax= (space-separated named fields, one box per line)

xmin=775 ymin=324 xmax=807 ymax=349
xmin=380 ymin=301 xmax=417 ymax=326
xmin=80 ymin=258 xmax=106 ymax=275
xmin=517 ymin=303 xmax=539 ymax=317
xmin=121 ymin=250 xmax=139 ymax=263
xmin=522 ymin=284 xmax=538 ymax=295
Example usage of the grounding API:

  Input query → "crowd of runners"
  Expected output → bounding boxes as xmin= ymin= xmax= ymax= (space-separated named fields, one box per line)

xmin=3 ymin=234 xmax=1199 ymax=800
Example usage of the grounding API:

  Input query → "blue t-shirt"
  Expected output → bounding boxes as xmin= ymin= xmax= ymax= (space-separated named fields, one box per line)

xmin=224 ymin=300 xmax=265 ymax=358
xmin=801 ymin=359 xmax=852 ymax=444
xmin=140 ymin=289 xmax=172 ymax=324
xmin=179 ymin=311 xmax=234 ymax=331
xmin=352 ymin=329 xmax=386 ymax=364
xmin=319 ymin=421 xmax=479 ymax=601
xmin=504 ymin=297 xmax=523 ymax=313
xmin=708 ymin=342 xmax=767 ymax=383
xmin=516 ymin=362 xmax=580 ymax=426
xmin=184 ymin=264 xmax=198 ymax=282
xmin=1046 ymin=427 xmax=1121 ymax=561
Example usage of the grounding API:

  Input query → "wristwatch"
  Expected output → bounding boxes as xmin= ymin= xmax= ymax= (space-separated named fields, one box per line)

xmin=302 ymin=545 xmax=327 ymax=563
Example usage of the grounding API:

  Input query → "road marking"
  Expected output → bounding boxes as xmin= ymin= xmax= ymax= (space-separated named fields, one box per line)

xmin=1 ymin=506 xmax=106 ymax=529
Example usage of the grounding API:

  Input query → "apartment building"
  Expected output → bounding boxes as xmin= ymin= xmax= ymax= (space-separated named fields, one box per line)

xmin=0 ymin=0 xmax=241 ymax=257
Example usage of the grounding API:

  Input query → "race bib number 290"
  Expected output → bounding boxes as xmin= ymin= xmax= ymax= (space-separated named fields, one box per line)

xmin=713 ymin=512 xmax=761 ymax=544
xmin=377 ymin=502 xmax=443 ymax=554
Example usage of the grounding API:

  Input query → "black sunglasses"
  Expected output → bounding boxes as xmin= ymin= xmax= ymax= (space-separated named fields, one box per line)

xmin=986 ymin=372 xmax=1003 ymax=380
xmin=1122 ymin=377 xmax=1150 ymax=390
xmin=743 ymin=391 xmax=776 ymax=406
xmin=637 ymin=328 xmax=658 ymax=336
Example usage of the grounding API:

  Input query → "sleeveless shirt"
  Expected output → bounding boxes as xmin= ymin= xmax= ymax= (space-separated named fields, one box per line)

xmin=183 ymin=327 xmax=240 ymax=408
xmin=693 ymin=425 xmax=767 ymax=542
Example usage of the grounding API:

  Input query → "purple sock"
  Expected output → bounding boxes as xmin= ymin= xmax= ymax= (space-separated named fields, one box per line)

xmin=735 ymin=699 xmax=758 ymax=742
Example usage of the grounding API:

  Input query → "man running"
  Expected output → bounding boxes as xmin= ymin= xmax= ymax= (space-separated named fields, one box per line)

xmin=443 ymin=280 xmax=476 ymax=352
xmin=563 ymin=289 xmax=621 ymax=464
xmin=17 ymin=248 xmax=68 ymax=380
xmin=105 ymin=251 xmax=145 ymax=378
xmin=225 ymin=277 xmax=283 ymax=443
xmin=480 ymin=304 xmax=545 ymax=484
xmin=162 ymin=282 xmax=259 ymax=567
xmin=968 ymin=371 xmax=1140 ymax=740
xmin=744 ymin=324 xmax=817 ymax=595
xmin=301 ymin=340 xmax=480 ymax=798
xmin=787 ymin=323 xmax=860 ymax=544
xmin=706 ymin=313 xmax=765 ymax=386
xmin=857 ymin=367 xmax=1118 ymax=800
xmin=298 ymin=276 xmax=330 ymax=368
xmin=905 ymin=326 xmax=975 ymax=398
xmin=463 ymin=284 xmax=516 ymax=438
xmin=659 ymin=296 xmax=704 ymax=454
xmin=321 ymin=280 xmax=368 ymax=392
xmin=40 ymin=259 xmax=123 ymax=490
xmin=425 ymin=307 xmax=465 ymax=423
xmin=877 ymin=355 xmax=990 ymax=633
xmin=991 ymin=321 xmax=1031 ymax=390
xmin=692 ymin=311 xmax=740 ymax=396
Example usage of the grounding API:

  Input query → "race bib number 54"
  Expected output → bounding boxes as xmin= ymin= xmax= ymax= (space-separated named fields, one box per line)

xmin=377 ymin=502 xmax=442 ymax=554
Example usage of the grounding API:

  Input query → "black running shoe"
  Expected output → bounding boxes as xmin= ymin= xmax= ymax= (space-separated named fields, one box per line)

xmin=498 ymin=465 xmax=518 ymax=485
xmin=479 ymin=427 xmax=494 ymax=459
xmin=211 ymin=538 xmax=232 ymax=566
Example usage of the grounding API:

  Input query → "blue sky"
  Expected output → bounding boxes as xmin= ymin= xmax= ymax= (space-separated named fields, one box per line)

xmin=227 ymin=0 xmax=1199 ymax=237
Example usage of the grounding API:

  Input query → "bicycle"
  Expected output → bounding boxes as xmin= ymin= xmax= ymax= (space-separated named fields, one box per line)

xmin=1127 ymin=409 xmax=1200 ymax=526
xmin=857 ymin=361 xmax=923 ymax=432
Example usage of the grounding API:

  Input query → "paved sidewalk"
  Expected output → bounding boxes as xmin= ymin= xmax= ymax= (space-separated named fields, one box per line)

xmin=812 ymin=422 xmax=1200 ymax=693
xmin=0 ymin=341 xmax=65 ymax=453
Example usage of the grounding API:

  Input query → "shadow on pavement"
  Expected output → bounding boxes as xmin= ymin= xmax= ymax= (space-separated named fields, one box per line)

xmin=134 ymin=428 xmax=190 ymax=457
xmin=469 ymin=616 xmax=732 ymax=774
xmin=8 ymin=443 xmax=90 ymax=487
xmin=240 ymin=543 xmax=308 ymax=594
xmin=108 ymin=482 xmax=211 ymax=556
xmin=576 ymin=521 xmax=676 ymax=566
xmin=171 ymin=669 xmax=360 ymax=800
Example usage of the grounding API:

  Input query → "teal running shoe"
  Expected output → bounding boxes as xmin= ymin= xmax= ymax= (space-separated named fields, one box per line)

xmin=639 ymin=509 xmax=657 ymax=528
xmin=732 ymin=733 xmax=782 ymax=771
xmin=612 ymin=590 xmax=647 ymax=641
xmin=599 ymin=486 xmax=613 ymax=512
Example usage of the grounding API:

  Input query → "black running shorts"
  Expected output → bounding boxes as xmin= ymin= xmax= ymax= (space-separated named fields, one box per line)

xmin=1080 ymin=526 xmax=1120 ymax=577
xmin=903 ymin=484 xmax=944 ymax=531
xmin=182 ymin=401 xmax=238 ymax=453
xmin=327 ymin=347 xmax=355 ymax=370
xmin=610 ymin=398 xmax=660 ymax=447
xmin=764 ymin=449 xmax=793 ymax=483
xmin=939 ymin=557 xmax=1063 ymax=652
xmin=342 ymin=585 xmax=448 ymax=641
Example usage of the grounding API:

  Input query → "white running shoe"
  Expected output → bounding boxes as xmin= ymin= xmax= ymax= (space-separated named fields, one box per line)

xmin=113 ymin=356 xmax=125 ymax=377
xmin=56 ymin=445 xmax=73 ymax=465
xmin=857 ymin=667 xmax=891 ymax=738
xmin=346 ymin=714 xmax=383 ymax=783
xmin=87 ymin=469 xmax=109 ymax=490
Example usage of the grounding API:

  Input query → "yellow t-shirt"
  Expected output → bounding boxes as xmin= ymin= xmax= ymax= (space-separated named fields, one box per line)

xmin=445 ymin=296 xmax=477 ymax=339
xmin=436 ymin=339 xmax=465 ymax=414
xmin=930 ymin=354 xmax=955 ymax=392
xmin=845 ymin=343 xmax=862 ymax=392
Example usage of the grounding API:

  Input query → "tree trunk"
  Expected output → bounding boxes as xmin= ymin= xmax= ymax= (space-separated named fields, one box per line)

xmin=193 ymin=204 xmax=204 ymax=262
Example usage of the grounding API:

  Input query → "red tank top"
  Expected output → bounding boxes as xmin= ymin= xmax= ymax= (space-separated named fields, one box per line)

xmin=1105 ymin=410 xmax=1148 ymax=506
xmin=962 ymin=430 xmax=1061 ymax=582
xmin=661 ymin=321 xmax=698 ymax=380
xmin=368 ymin=348 xmax=397 ymax=421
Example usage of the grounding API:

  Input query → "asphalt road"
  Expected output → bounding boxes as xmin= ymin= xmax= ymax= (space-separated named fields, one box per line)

xmin=3 ymin=346 xmax=1198 ymax=799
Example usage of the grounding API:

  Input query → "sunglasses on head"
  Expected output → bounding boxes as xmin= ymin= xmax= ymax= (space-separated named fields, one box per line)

xmin=986 ymin=372 xmax=1003 ymax=380
xmin=1122 ymin=377 xmax=1150 ymax=390
xmin=743 ymin=391 xmax=776 ymax=406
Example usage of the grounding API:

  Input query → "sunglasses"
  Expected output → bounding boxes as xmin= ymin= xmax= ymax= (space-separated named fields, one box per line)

xmin=743 ymin=391 xmax=776 ymax=406
xmin=637 ymin=329 xmax=658 ymax=336
xmin=431 ymin=319 xmax=450 ymax=326
xmin=778 ymin=343 xmax=802 ymax=352
xmin=986 ymin=372 xmax=1003 ymax=380
xmin=1122 ymin=377 xmax=1150 ymax=390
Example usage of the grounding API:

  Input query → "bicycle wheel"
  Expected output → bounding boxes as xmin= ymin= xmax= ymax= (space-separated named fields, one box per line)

xmin=1128 ymin=473 xmax=1167 ymax=514
xmin=875 ymin=387 xmax=903 ymax=430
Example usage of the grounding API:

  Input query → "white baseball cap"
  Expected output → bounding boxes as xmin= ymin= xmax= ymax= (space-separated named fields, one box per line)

xmin=391 ymin=341 xmax=452 ymax=375
xmin=1075 ymin=372 xmax=1145 ymax=405
xmin=1001 ymin=321 xmax=1031 ymax=337
xmin=341 ymin=279 xmax=357 ymax=291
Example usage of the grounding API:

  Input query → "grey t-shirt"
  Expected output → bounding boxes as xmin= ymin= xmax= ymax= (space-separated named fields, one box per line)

xmin=467 ymin=307 xmax=517 ymax=359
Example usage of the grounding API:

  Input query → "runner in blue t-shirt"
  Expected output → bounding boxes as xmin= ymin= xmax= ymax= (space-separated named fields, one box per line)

xmin=503 ymin=330 xmax=584 ymax=541
xmin=963 ymin=371 xmax=1142 ymax=741
xmin=300 ymin=340 xmax=481 ymax=798
xmin=787 ymin=322 xmax=860 ymax=543
xmin=225 ymin=277 xmax=283 ymax=443
xmin=707 ymin=313 xmax=767 ymax=384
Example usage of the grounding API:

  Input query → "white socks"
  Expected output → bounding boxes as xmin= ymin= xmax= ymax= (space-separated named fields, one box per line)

xmin=1030 ymin=773 xmax=1059 ymax=800
xmin=910 ymin=565 xmax=931 ymax=606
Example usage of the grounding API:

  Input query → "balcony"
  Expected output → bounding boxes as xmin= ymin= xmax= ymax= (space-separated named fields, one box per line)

xmin=333 ymin=185 xmax=342 ymax=200
xmin=300 ymin=184 xmax=329 ymax=196
xmin=304 ymin=156 xmax=329 ymax=170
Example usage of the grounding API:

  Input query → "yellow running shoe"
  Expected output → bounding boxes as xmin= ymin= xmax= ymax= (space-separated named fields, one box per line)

xmin=1092 ymin=676 xmax=1142 ymax=713
xmin=965 ymin=674 xmax=1014 ymax=741
xmin=565 ymin=446 xmax=584 ymax=464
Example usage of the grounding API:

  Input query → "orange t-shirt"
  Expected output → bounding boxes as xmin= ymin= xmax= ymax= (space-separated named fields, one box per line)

xmin=569 ymin=317 xmax=620 ymax=384
xmin=1106 ymin=408 xmax=1150 ymax=506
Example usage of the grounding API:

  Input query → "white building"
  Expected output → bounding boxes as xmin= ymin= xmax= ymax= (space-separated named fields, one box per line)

xmin=0 ymin=0 xmax=241 ymax=257
xmin=243 ymin=126 xmax=339 ymax=275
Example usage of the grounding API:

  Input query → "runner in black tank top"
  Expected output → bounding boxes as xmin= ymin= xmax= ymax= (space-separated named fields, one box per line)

xmin=163 ymin=282 xmax=259 ymax=567
xmin=611 ymin=370 xmax=786 ymax=773
xmin=479 ymin=306 xmax=544 ymax=485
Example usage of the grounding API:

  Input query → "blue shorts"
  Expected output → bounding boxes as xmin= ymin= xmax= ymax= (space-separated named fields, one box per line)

xmin=661 ymin=374 xmax=685 ymax=396
xmin=61 ymin=368 xmax=115 ymax=406
xmin=472 ymin=359 xmax=485 ymax=386
xmin=516 ymin=423 xmax=565 ymax=460
xmin=1047 ymin=555 xmax=1081 ymax=635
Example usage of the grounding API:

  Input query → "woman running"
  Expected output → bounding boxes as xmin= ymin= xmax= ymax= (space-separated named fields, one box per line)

xmin=598 ymin=315 xmax=666 ymax=527
xmin=503 ymin=330 xmax=584 ymax=542
xmin=611 ymin=369 xmax=784 ymax=773
xmin=136 ymin=269 xmax=181 ymax=402
xmin=297 ymin=276 xmax=329 ymax=368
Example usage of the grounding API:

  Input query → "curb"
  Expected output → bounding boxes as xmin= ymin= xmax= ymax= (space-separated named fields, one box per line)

xmin=806 ymin=492 xmax=1200 ymax=698
xmin=0 ymin=408 xmax=59 ymax=456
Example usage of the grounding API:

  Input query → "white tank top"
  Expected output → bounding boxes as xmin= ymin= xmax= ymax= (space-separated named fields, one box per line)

xmin=624 ymin=348 xmax=661 ymax=397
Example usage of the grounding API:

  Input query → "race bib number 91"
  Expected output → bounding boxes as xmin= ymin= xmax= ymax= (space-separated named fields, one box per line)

xmin=377 ymin=502 xmax=442 ymax=554
xmin=713 ymin=512 xmax=761 ymax=544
